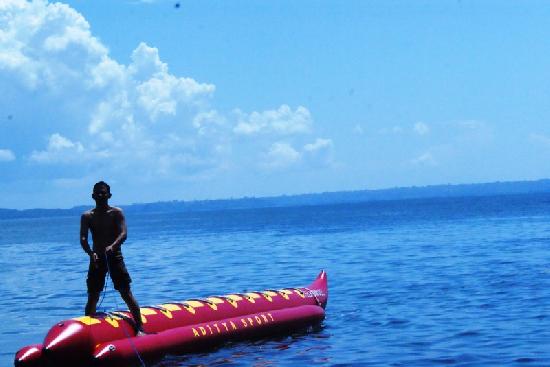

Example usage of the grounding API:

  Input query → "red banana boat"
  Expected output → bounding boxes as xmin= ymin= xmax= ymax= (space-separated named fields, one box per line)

xmin=15 ymin=271 xmax=328 ymax=367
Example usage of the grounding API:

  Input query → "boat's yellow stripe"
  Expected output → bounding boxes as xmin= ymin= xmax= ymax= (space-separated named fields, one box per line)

xmin=74 ymin=316 xmax=101 ymax=325
xmin=160 ymin=303 xmax=182 ymax=311
xmin=185 ymin=300 xmax=204 ymax=308
xmin=207 ymin=297 xmax=225 ymax=304
xmin=226 ymin=294 xmax=243 ymax=301
xmin=140 ymin=308 xmax=158 ymax=315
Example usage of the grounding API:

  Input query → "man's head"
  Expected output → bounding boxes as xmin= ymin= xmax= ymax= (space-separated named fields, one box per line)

xmin=92 ymin=181 xmax=112 ymax=202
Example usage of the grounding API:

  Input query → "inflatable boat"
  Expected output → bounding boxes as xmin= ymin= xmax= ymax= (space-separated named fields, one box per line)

xmin=15 ymin=271 xmax=328 ymax=367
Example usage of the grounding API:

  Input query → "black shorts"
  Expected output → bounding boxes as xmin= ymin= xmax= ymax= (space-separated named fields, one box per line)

xmin=87 ymin=252 xmax=132 ymax=293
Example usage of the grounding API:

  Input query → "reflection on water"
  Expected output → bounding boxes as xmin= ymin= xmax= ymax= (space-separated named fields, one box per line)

xmin=158 ymin=326 xmax=330 ymax=367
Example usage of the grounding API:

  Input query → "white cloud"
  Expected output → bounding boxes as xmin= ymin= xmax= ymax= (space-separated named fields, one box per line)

xmin=411 ymin=152 xmax=437 ymax=166
xmin=234 ymin=105 xmax=312 ymax=135
xmin=303 ymin=138 xmax=333 ymax=167
xmin=136 ymin=74 xmax=214 ymax=121
xmin=414 ymin=122 xmax=430 ymax=135
xmin=261 ymin=138 xmax=334 ymax=171
xmin=89 ymin=57 xmax=126 ymax=89
xmin=50 ymin=133 xmax=81 ymax=150
xmin=304 ymin=138 xmax=333 ymax=153
xmin=130 ymin=43 xmax=215 ymax=121
xmin=0 ymin=0 xmax=335 ymax=197
xmin=30 ymin=133 xmax=86 ymax=163
xmin=193 ymin=110 xmax=226 ymax=136
xmin=129 ymin=42 xmax=168 ymax=80
xmin=0 ymin=149 xmax=15 ymax=162
xmin=0 ymin=0 xmax=107 ymax=90
xmin=263 ymin=142 xmax=301 ymax=169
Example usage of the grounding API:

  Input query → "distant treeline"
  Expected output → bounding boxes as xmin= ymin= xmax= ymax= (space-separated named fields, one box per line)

xmin=2 ymin=179 xmax=550 ymax=219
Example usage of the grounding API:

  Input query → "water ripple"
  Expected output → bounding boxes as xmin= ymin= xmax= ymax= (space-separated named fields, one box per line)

xmin=2 ymin=196 xmax=550 ymax=366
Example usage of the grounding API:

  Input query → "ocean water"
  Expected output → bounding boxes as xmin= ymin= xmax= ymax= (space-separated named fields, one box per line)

xmin=1 ymin=194 xmax=549 ymax=366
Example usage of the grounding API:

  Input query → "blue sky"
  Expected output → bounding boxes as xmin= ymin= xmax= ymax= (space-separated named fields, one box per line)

xmin=2 ymin=0 xmax=550 ymax=208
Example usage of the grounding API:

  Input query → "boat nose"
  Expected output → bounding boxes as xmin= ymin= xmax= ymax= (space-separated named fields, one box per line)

xmin=14 ymin=344 xmax=43 ymax=367
xmin=42 ymin=320 xmax=90 ymax=363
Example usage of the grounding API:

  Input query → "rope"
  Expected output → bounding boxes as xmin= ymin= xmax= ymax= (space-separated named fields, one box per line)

xmin=96 ymin=257 xmax=109 ymax=312
xmin=103 ymin=251 xmax=147 ymax=367
xmin=303 ymin=287 xmax=322 ymax=307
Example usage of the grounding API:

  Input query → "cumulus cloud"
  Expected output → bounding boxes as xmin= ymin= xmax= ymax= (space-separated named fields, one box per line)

xmin=414 ymin=122 xmax=430 ymax=135
xmin=0 ymin=0 xmax=334 ymax=197
xmin=192 ymin=110 xmax=226 ymax=136
xmin=129 ymin=42 xmax=168 ymax=80
xmin=131 ymin=43 xmax=215 ymax=121
xmin=1 ymin=1 xmax=217 ymax=167
xmin=263 ymin=142 xmax=301 ymax=169
xmin=0 ymin=0 xmax=107 ymax=90
xmin=0 ymin=149 xmax=15 ymax=162
xmin=234 ymin=105 xmax=312 ymax=135
xmin=30 ymin=133 xmax=86 ymax=163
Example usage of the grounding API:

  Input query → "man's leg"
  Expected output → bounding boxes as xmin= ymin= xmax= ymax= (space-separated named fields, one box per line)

xmin=109 ymin=256 xmax=144 ymax=334
xmin=86 ymin=259 xmax=106 ymax=316
xmin=85 ymin=292 xmax=100 ymax=316
xmin=119 ymin=288 xmax=144 ymax=334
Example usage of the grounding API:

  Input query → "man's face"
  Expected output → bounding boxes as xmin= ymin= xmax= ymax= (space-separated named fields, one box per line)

xmin=93 ymin=185 xmax=111 ymax=202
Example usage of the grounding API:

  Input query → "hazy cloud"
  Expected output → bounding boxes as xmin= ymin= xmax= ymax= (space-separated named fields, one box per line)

xmin=412 ymin=152 xmax=437 ymax=166
xmin=303 ymin=138 xmax=334 ymax=166
xmin=379 ymin=126 xmax=404 ymax=135
xmin=454 ymin=120 xmax=487 ymax=131
xmin=353 ymin=124 xmax=364 ymax=135
xmin=304 ymin=138 xmax=333 ymax=153
xmin=414 ymin=122 xmax=430 ymax=135
xmin=0 ymin=149 xmax=15 ymax=162
xmin=529 ymin=133 xmax=550 ymax=147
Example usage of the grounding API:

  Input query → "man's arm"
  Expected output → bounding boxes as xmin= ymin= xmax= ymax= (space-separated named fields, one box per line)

xmin=106 ymin=208 xmax=127 ymax=253
xmin=80 ymin=213 xmax=94 ymax=256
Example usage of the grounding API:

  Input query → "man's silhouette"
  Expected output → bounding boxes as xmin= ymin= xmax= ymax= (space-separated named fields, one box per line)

xmin=80 ymin=181 xmax=145 ymax=336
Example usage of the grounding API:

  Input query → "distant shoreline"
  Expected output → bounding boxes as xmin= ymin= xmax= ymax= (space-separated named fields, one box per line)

xmin=2 ymin=179 xmax=550 ymax=218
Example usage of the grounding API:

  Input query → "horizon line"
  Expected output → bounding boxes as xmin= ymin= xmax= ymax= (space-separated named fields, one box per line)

xmin=2 ymin=178 xmax=550 ymax=212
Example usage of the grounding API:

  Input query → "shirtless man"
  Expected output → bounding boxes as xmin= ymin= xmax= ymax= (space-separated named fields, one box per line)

xmin=80 ymin=181 xmax=145 ymax=336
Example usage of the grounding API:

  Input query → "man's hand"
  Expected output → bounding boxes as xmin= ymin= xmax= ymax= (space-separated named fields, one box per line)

xmin=105 ymin=245 xmax=115 ymax=254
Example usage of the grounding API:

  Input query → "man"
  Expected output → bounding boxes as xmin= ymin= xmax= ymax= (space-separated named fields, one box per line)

xmin=80 ymin=181 xmax=146 ymax=336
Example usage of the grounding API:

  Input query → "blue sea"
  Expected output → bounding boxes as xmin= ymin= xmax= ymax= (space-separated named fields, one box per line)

xmin=1 ymin=194 xmax=549 ymax=366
